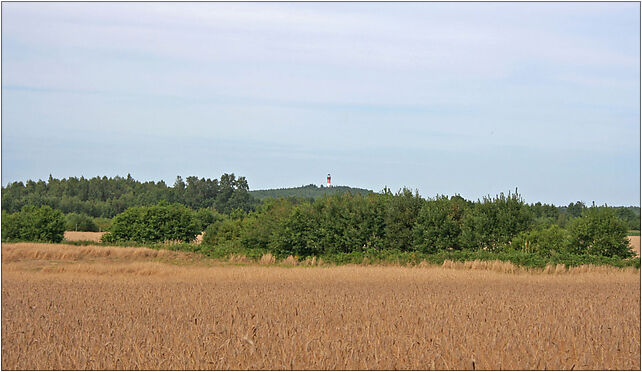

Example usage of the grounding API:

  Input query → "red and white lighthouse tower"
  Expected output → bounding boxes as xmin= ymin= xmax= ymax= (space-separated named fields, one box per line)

xmin=326 ymin=173 xmax=331 ymax=187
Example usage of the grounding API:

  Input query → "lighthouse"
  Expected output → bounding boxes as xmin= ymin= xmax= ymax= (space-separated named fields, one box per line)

xmin=327 ymin=173 xmax=331 ymax=187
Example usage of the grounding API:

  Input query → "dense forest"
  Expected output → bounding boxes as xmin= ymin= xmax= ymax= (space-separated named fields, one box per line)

xmin=1 ymin=174 xmax=257 ymax=218
xmin=250 ymin=184 xmax=371 ymax=201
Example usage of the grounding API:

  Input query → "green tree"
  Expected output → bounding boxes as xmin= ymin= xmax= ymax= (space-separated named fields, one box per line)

xmin=64 ymin=212 xmax=99 ymax=232
xmin=2 ymin=174 xmax=257 ymax=218
xmin=382 ymin=188 xmax=425 ymax=252
xmin=566 ymin=201 xmax=586 ymax=218
xmin=269 ymin=204 xmax=321 ymax=257
xmin=613 ymin=207 xmax=641 ymax=231
xmin=460 ymin=190 xmax=533 ymax=252
xmin=413 ymin=195 xmax=467 ymax=253
xmin=568 ymin=207 xmax=633 ymax=258
xmin=193 ymin=208 xmax=224 ymax=231
xmin=202 ymin=210 xmax=245 ymax=247
xmin=511 ymin=225 xmax=570 ymax=257
xmin=104 ymin=203 xmax=200 ymax=243
xmin=2 ymin=205 xmax=65 ymax=243
xmin=239 ymin=198 xmax=297 ymax=251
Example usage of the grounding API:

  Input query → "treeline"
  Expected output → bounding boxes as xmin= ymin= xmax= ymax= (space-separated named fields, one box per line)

xmin=2 ymin=203 xmax=221 ymax=244
xmin=558 ymin=202 xmax=640 ymax=231
xmin=3 ymin=175 xmax=639 ymax=232
xmin=2 ymin=181 xmax=639 ymax=268
xmin=250 ymin=184 xmax=371 ymax=201
xmin=2 ymin=206 xmax=66 ymax=243
xmin=1 ymin=173 xmax=257 ymax=218
xmin=202 ymin=189 xmax=635 ymax=260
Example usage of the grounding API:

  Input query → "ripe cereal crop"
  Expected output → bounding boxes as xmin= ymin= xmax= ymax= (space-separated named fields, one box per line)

xmin=2 ymin=242 xmax=640 ymax=370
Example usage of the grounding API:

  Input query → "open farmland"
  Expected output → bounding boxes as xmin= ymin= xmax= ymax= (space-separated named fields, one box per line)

xmin=63 ymin=231 xmax=205 ymax=244
xmin=63 ymin=231 xmax=106 ymax=242
xmin=2 ymin=243 xmax=640 ymax=370
xmin=629 ymin=236 xmax=641 ymax=256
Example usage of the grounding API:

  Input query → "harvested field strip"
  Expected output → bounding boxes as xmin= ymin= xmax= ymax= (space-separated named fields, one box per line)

xmin=629 ymin=236 xmax=640 ymax=256
xmin=63 ymin=231 xmax=106 ymax=242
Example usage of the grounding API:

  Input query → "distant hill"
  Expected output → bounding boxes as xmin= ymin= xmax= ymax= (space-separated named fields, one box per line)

xmin=249 ymin=184 xmax=373 ymax=201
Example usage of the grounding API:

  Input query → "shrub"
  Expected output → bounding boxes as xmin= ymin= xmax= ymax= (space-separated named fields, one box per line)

xmin=512 ymin=225 xmax=570 ymax=257
xmin=266 ymin=193 xmax=388 ymax=257
xmin=2 ymin=205 xmax=65 ymax=243
xmin=413 ymin=195 xmax=467 ymax=253
xmin=460 ymin=190 xmax=533 ymax=252
xmin=105 ymin=203 xmax=200 ymax=243
xmin=568 ymin=207 xmax=633 ymax=258
xmin=310 ymin=193 xmax=386 ymax=254
xmin=93 ymin=217 xmax=112 ymax=232
xmin=64 ymin=213 xmax=99 ymax=232
xmin=239 ymin=198 xmax=296 ymax=250
xmin=269 ymin=204 xmax=322 ymax=257
xmin=382 ymin=188 xmax=425 ymax=252
xmin=202 ymin=213 xmax=244 ymax=247
xmin=193 ymin=208 xmax=224 ymax=231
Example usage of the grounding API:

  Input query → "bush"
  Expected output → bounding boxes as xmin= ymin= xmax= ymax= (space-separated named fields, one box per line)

xmin=267 ymin=193 xmax=390 ymax=257
xmin=93 ymin=217 xmax=112 ymax=232
xmin=382 ymin=188 xmax=425 ymax=252
xmin=568 ymin=207 xmax=633 ymax=258
xmin=413 ymin=195 xmax=467 ymax=253
xmin=64 ymin=213 xmax=99 ymax=232
xmin=269 ymin=204 xmax=322 ymax=257
xmin=190 ymin=188 xmax=638 ymax=268
xmin=511 ymin=225 xmax=570 ymax=257
xmin=202 ymin=214 xmax=244 ymax=247
xmin=193 ymin=208 xmax=225 ymax=231
xmin=104 ymin=203 xmax=200 ymax=243
xmin=460 ymin=190 xmax=533 ymax=252
xmin=239 ymin=198 xmax=296 ymax=250
xmin=2 ymin=205 xmax=65 ymax=243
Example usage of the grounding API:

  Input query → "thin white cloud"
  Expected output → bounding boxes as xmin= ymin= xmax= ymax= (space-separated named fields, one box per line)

xmin=2 ymin=2 xmax=639 ymax=204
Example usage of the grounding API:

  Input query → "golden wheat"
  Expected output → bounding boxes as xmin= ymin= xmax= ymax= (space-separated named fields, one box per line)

xmin=2 ymin=243 xmax=640 ymax=370
xmin=1 ymin=242 xmax=184 ymax=263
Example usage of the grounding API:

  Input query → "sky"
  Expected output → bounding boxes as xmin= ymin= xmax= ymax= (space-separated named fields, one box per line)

xmin=1 ymin=2 xmax=640 ymax=206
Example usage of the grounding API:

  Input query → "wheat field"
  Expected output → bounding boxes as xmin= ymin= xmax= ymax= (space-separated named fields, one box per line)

xmin=2 ymin=243 xmax=640 ymax=370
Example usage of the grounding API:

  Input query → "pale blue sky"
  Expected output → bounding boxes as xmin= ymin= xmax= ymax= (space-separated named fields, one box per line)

xmin=2 ymin=2 xmax=640 ymax=206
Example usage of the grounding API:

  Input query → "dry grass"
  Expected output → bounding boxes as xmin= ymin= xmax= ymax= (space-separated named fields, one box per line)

xmin=63 ymin=231 xmax=106 ymax=242
xmin=64 ymin=231 xmax=205 ymax=244
xmin=260 ymin=253 xmax=276 ymax=265
xmin=195 ymin=232 xmax=204 ymax=244
xmin=439 ymin=259 xmax=639 ymax=276
xmin=228 ymin=254 xmax=253 ymax=264
xmin=629 ymin=236 xmax=640 ymax=256
xmin=282 ymin=255 xmax=298 ymax=266
xmin=2 ymin=243 xmax=640 ymax=370
xmin=1 ymin=242 xmax=182 ymax=263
